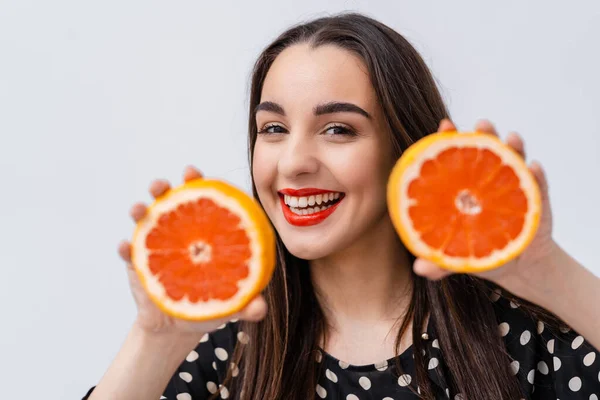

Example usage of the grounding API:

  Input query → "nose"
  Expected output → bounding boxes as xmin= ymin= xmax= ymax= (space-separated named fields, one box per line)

xmin=277 ymin=132 xmax=320 ymax=180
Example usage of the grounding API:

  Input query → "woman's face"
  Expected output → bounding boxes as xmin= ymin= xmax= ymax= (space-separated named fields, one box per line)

xmin=252 ymin=43 xmax=394 ymax=260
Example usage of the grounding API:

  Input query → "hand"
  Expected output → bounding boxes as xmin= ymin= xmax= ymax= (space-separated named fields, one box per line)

xmin=413 ymin=119 xmax=558 ymax=299
xmin=120 ymin=166 xmax=268 ymax=337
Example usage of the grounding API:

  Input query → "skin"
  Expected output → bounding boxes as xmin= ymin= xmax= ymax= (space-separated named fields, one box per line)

xmin=89 ymin=44 xmax=600 ymax=399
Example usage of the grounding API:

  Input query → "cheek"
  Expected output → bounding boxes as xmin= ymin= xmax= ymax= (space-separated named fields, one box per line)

xmin=251 ymin=144 xmax=277 ymax=201
xmin=331 ymin=142 xmax=391 ymax=193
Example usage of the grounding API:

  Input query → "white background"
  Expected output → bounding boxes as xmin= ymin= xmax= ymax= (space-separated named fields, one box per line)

xmin=1 ymin=1 xmax=598 ymax=398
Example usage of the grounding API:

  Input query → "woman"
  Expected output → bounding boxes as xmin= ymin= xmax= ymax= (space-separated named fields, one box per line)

xmin=84 ymin=12 xmax=600 ymax=400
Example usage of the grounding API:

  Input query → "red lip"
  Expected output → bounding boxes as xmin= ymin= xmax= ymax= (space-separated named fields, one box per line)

xmin=279 ymin=194 xmax=344 ymax=227
xmin=279 ymin=188 xmax=338 ymax=197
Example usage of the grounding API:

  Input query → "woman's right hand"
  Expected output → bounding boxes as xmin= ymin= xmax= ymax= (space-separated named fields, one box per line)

xmin=120 ymin=165 xmax=268 ymax=338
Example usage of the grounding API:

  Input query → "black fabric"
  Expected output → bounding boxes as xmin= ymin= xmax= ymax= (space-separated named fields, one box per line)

xmin=83 ymin=294 xmax=600 ymax=399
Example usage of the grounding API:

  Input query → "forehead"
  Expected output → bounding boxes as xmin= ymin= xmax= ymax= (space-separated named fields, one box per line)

xmin=260 ymin=43 xmax=377 ymax=110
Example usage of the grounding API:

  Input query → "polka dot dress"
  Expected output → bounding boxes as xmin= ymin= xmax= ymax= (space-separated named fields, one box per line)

xmin=83 ymin=295 xmax=600 ymax=399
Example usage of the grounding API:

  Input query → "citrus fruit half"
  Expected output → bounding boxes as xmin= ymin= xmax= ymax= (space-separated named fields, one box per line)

xmin=387 ymin=131 xmax=541 ymax=272
xmin=131 ymin=177 xmax=275 ymax=321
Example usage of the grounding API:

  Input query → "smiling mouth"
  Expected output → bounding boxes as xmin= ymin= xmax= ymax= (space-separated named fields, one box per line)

xmin=282 ymin=192 xmax=344 ymax=215
xmin=278 ymin=189 xmax=345 ymax=226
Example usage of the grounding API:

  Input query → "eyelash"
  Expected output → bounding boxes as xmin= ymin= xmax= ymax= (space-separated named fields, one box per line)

xmin=257 ymin=123 xmax=356 ymax=136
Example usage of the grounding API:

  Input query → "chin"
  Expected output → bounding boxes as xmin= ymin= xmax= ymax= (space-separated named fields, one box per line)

xmin=276 ymin=228 xmax=351 ymax=261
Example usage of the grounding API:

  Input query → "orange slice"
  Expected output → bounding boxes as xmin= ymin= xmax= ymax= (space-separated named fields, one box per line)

xmin=131 ymin=177 xmax=275 ymax=321
xmin=387 ymin=131 xmax=541 ymax=272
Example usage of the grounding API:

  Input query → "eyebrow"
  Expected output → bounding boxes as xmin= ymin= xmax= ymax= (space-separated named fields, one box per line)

xmin=254 ymin=101 xmax=372 ymax=119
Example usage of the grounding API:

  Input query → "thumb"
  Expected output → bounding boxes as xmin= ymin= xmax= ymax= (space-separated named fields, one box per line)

xmin=413 ymin=258 xmax=453 ymax=280
xmin=236 ymin=295 xmax=268 ymax=322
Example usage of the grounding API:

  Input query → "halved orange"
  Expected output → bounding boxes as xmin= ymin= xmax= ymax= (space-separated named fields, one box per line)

xmin=131 ymin=177 xmax=275 ymax=321
xmin=387 ymin=131 xmax=541 ymax=272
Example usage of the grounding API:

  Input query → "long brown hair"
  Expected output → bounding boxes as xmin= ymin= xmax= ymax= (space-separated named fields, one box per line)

xmin=217 ymin=12 xmax=557 ymax=399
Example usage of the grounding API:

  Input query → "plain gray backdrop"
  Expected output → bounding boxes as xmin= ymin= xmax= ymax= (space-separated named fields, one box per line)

xmin=1 ymin=0 xmax=598 ymax=398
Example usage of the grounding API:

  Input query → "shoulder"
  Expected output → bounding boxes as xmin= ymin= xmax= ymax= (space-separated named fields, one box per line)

xmin=491 ymin=289 xmax=600 ymax=397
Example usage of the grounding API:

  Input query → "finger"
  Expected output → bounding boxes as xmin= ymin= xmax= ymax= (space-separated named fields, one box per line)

xmin=149 ymin=179 xmax=171 ymax=199
xmin=118 ymin=240 xmax=132 ymax=263
xmin=530 ymin=161 xmax=549 ymax=200
xmin=438 ymin=118 xmax=456 ymax=132
xmin=130 ymin=202 xmax=148 ymax=222
xmin=237 ymin=295 xmax=268 ymax=322
xmin=506 ymin=132 xmax=526 ymax=159
xmin=474 ymin=119 xmax=499 ymax=137
xmin=183 ymin=165 xmax=203 ymax=182
xmin=413 ymin=258 xmax=453 ymax=280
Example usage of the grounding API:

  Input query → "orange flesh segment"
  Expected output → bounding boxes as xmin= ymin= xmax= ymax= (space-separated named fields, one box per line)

xmin=407 ymin=146 xmax=527 ymax=258
xmin=145 ymin=198 xmax=251 ymax=302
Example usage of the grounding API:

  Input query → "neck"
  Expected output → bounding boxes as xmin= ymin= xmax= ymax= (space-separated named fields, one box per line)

xmin=310 ymin=216 xmax=413 ymax=333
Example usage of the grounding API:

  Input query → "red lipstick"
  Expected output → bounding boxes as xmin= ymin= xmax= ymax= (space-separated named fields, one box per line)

xmin=278 ymin=188 xmax=344 ymax=227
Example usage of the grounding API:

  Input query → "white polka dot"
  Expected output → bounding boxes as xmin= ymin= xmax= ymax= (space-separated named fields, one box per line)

xmin=374 ymin=360 xmax=388 ymax=371
xmin=383 ymin=398 xmax=394 ymax=400
xmin=217 ymin=323 xmax=227 ymax=329
xmin=359 ymin=376 xmax=371 ymax=390
xmin=446 ymin=388 xmax=450 ymax=398
xmin=339 ymin=360 xmax=349 ymax=369
xmin=315 ymin=351 xmax=322 ymax=363
xmin=590 ymin=394 xmax=598 ymax=400
xmin=490 ymin=288 xmax=501 ymax=301
xmin=230 ymin=318 xmax=239 ymax=323
xmin=186 ymin=350 xmax=199 ymax=362
xmin=215 ymin=347 xmax=228 ymax=361
xmin=237 ymin=331 xmax=249 ymax=344
xmin=398 ymin=374 xmax=412 ymax=386
xmin=527 ymin=369 xmax=535 ymax=384
xmin=325 ymin=368 xmax=338 ymax=383
xmin=316 ymin=384 xmax=327 ymax=398
xmin=598 ymin=370 xmax=600 ymax=382
xmin=212 ymin=361 xmax=217 ymax=370
xmin=547 ymin=339 xmax=555 ymax=354
xmin=230 ymin=362 xmax=239 ymax=377
xmin=207 ymin=381 xmax=218 ymax=394
xmin=428 ymin=357 xmax=440 ymax=369
xmin=569 ymin=377 xmax=582 ymax=392
xmin=510 ymin=300 xmax=519 ymax=308
xmin=520 ymin=330 xmax=531 ymax=345
xmin=499 ymin=322 xmax=510 ymax=337
xmin=537 ymin=321 xmax=545 ymax=334
xmin=572 ymin=336 xmax=585 ymax=349
xmin=584 ymin=352 xmax=596 ymax=367
xmin=510 ymin=360 xmax=520 ymax=375
xmin=177 ymin=394 xmax=192 ymax=400
xmin=432 ymin=339 xmax=440 ymax=349
xmin=200 ymin=333 xmax=209 ymax=343
xmin=346 ymin=395 xmax=359 ymax=400
xmin=537 ymin=361 xmax=549 ymax=375
xmin=220 ymin=386 xmax=229 ymax=399
xmin=418 ymin=386 xmax=421 ymax=394
xmin=560 ymin=326 xmax=571 ymax=333
xmin=554 ymin=356 xmax=562 ymax=371
xmin=179 ymin=372 xmax=193 ymax=383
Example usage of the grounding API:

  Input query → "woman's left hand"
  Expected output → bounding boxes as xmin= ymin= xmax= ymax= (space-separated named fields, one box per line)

xmin=413 ymin=119 xmax=600 ymax=351
xmin=413 ymin=119 xmax=557 ymax=293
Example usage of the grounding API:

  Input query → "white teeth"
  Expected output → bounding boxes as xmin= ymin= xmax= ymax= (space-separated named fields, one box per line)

xmin=283 ymin=192 xmax=343 ymax=209
xmin=307 ymin=207 xmax=314 ymax=214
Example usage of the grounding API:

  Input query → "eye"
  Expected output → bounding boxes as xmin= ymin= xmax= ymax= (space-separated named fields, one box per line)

xmin=257 ymin=123 xmax=287 ymax=134
xmin=324 ymin=124 xmax=356 ymax=136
